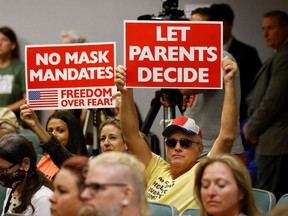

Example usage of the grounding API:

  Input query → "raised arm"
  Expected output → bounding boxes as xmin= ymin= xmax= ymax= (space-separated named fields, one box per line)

xmin=115 ymin=65 xmax=152 ymax=167
xmin=20 ymin=104 xmax=72 ymax=167
xmin=20 ymin=104 xmax=51 ymax=143
xmin=209 ymin=56 xmax=238 ymax=156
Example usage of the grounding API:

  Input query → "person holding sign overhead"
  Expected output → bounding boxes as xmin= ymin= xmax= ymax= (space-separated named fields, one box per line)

xmin=20 ymin=104 xmax=87 ymax=180
xmin=114 ymin=54 xmax=239 ymax=214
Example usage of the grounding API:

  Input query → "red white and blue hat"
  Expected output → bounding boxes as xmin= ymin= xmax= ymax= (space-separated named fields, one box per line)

xmin=162 ymin=116 xmax=202 ymax=138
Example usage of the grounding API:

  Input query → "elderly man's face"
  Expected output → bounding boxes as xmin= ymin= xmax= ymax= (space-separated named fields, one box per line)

xmin=262 ymin=16 xmax=288 ymax=50
xmin=165 ymin=130 xmax=202 ymax=174
xmin=80 ymin=164 xmax=127 ymax=216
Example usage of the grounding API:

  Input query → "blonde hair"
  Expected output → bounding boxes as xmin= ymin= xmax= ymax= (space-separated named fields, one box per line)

xmin=99 ymin=117 xmax=121 ymax=135
xmin=268 ymin=204 xmax=288 ymax=216
xmin=194 ymin=154 xmax=261 ymax=216
xmin=89 ymin=152 xmax=150 ymax=216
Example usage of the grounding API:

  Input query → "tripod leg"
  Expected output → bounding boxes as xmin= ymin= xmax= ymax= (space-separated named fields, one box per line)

xmin=92 ymin=109 xmax=106 ymax=156
xmin=163 ymin=106 xmax=176 ymax=127
xmin=92 ymin=109 xmax=99 ymax=155
xmin=141 ymin=97 xmax=162 ymax=135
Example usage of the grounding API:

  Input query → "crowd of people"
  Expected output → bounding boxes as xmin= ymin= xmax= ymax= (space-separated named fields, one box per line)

xmin=0 ymin=3 xmax=287 ymax=216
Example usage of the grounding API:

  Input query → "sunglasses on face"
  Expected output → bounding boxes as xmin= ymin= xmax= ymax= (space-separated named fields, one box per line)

xmin=165 ymin=138 xmax=201 ymax=148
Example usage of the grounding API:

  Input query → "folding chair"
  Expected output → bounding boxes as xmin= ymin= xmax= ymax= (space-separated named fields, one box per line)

xmin=0 ymin=186 xmax=6 ymax=213
xmin=276 ymin=193 xmax=288 ymax=207
xmin=253 ymin=188 xmax=276 ymax=214
xmin=148 ymin=202 xmax=179 ymax=216
xmin=182 ymin=208 xmax=200 ymax=216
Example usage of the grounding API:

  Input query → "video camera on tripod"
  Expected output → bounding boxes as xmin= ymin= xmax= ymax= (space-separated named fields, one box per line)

xmin=138 ymin=0 xmax=188 ymax=21
xmin=137 ymin=0 xmax=187 ymax=136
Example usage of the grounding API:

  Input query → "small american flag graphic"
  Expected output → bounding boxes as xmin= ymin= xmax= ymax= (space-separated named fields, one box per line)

xmin=28 ymin=90 xmax=59 ymax=108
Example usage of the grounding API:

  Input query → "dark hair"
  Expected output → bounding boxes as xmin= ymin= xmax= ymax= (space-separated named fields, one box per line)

xmin=191 ymin=7 xmax=222 ymax=21
xmin=264 ymin=10 xmax=288 ymax=27
xmin=0 ymin=26 xmax=20 ymax=59
xmin=210 ymin=3 xmax=235 ymax=25
xmin=61 ymin=156 xmax=88 ymax=196
xmin=0 ymin=134 xmax=54 ymax=213
xmin=46 ymin=111 xmax=87 ymax=155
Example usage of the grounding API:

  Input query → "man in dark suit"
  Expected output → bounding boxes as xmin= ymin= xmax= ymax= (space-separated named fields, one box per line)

xmin=243 ymin=10 xmax=288 ymax=200
xmin=211 ymin=3 xmax=262 ymax=125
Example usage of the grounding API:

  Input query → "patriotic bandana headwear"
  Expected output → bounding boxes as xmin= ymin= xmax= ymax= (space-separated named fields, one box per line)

xmin=162 ymin=116 xmax=202 ymax=138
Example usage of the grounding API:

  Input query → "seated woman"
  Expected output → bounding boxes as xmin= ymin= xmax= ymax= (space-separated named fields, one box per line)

xmin=20 ymin=104 xmax=88 ymax=179
xmin=98 ymin=117 xmax=151 ymax=154
xmin=194 ymin=154 xmax=261 ymax=216
xmin=49 ymin=156 xmax=88 ymax=216
xmin=99 ymin=117 xmax=128 ymax=153
xmin=0 ymin=134 xmax=53 ymax=215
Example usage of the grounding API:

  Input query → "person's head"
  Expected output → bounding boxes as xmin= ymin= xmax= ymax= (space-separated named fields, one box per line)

xmin=190 ymin=7 xmax=222 ymax=22
xmin=0 ymin=133 xmax=53 ymax=213
xmin=80 ymin=152 xmax=149 ymax=216
xmin=0 ymin=134 xmax=36 ymax=189
xmin=0 ymin=26 xmax=20 ymax=59
xmin=50 ymin=156 xmax=89 ymax=216
xmin=210 ymin=4 xmax=235 ymax=43
xmin=60 ymin=30 xmax=86 ymax=44
xmin=162 ymin=116 xmax=203 ymax=176
xmin=0 ymin=108 xmax=20 ymax=137
xmin=195 ymin=154 xmax=261 ymax=216
xmin=99 ymin=117 xmax=127 ymax=152
xmin=46 ymin=111 xmax=87 ymax=155
xmin=262 ymin=10 xmax=288 ymax=50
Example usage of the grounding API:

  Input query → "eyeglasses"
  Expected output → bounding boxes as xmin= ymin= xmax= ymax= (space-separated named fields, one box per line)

xmin=0 ymin=163 xmax=17 ymax=174
xmin=165 ymin=138 xmax=201 ymax=148
xmin=81 ymin=182 xmax=127 ymax=194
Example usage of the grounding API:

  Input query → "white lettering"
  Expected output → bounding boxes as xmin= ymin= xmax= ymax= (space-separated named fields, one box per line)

xmin=129 ymin=46 xmax=218 ymax=62
xmin=36 ymin=53 xmax=61 ymax=65
xmin=137 ymin=67 xmax=209 ymax=83
xmin=156 ymin=26 xmax=191 ymax=41
xmin=65 ymin=51 xmax=109 ymax=64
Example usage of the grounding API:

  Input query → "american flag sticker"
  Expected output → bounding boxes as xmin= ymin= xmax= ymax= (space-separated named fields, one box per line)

xmin=28 ymin=89 xmax=59 ymax=109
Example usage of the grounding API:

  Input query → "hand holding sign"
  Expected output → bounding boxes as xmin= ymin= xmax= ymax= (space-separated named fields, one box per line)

xmin=115 ymin=65 xmax=127 ymax=93
xmin=222 ymin=56 xmax=238 ymax=82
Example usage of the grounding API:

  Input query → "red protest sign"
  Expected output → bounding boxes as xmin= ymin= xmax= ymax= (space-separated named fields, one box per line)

xmin=124 ymin=21 xmax=223 ymax=89
xmin=25 ymin=43 xmax=117 ymax=110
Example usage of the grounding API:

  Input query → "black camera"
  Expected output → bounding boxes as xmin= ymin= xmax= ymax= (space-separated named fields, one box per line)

xmin=138 ymin=0 xmax=187 ymax=21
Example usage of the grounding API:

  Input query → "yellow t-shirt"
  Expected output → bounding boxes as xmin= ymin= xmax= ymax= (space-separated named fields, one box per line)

xmin=145 ymin=153 xmax=199 ymax=214
xmin=37 ymin=154 xmax=59 ymax=180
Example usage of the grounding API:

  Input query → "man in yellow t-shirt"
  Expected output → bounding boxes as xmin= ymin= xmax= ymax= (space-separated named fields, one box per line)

xmin=115 ymin=55 xmax=238 ymax=214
